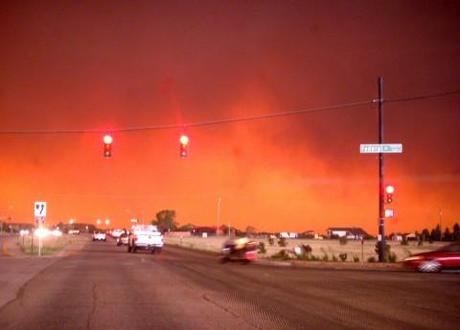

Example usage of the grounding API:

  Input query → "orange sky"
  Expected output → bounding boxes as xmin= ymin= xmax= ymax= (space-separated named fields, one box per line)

xmin=1 ymin=1 xmax=459 ymax=234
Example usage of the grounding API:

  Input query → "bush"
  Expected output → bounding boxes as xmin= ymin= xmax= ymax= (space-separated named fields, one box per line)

xmin=353 ymin=255 xmax=360 ymax=263
xmin=322 ymin=253 xmax=329 ymax=262
xmin=332 ymin=255 xmax=338 ymax=262
xmin=367 ymin=256 xmax=376 ymax=263
xmin=268 ymin=236 xmax=275 ymax=246
xmin=417 ymin=239 xmax=423 ymax=246
xmin=400 ymin=238 xmax=408 ymax=246
xmin=388 ymin=252 xmax=397 ymax=263
xmin=257 ymin=242 xmax=266 ymax=254
xmin=302 ymin=244 xmax=312 ymax=254
xmin=339 ymin=236 xmax=348 ymax=245
xmin=271 ymin=249 xmax=291 ymax=261
xmin=374 ymin=242 xmax=394 ymax=262
xmin=339 ymin=253 xmax=347 ymax=262
xmin=278 ymin=237 xmax=288 ymax=247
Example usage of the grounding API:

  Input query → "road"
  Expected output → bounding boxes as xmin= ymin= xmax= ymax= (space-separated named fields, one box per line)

xmin=0 ymin=238 xmax=459 ymax=329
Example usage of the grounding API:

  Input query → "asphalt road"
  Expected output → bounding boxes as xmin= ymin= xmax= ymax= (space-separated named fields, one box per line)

xmin=0 ymin=239 xmax=459 ymax=330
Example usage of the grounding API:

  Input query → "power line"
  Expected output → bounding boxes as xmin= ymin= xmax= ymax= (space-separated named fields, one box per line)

xmin=0 ymin=100 xmax=373 ymax=135
xmin=385 ymin=89 xmax=460 ymax=103
xmin=0 ymin=89 xmax=459 ymax=135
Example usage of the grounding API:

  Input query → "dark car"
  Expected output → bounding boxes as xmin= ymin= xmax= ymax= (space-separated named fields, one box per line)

xmin=403 ymin=242 xmax=460 ymax=272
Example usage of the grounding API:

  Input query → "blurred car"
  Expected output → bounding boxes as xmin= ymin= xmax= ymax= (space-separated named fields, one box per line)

xmin=111 ymin=229 xmax=124 ymax=239
xmin=68 ymin=229 xmax=80 ymax=235
xmin=403 ymin=242 xmax=460 ymax=272
xmin=221 ymin=237 xmax=257 ymax=263
xmin=117 ymin=232 xmax=129 ymax=246
xmin=93 ymin=231 xmax=107 ymax=241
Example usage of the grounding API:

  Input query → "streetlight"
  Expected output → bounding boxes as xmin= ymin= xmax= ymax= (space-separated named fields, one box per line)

xmin=105 ymin=219 xmax=110 ymax=227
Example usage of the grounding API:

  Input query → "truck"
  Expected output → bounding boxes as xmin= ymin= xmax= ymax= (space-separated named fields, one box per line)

xmin=127 ymin=225 xmax=164 ymax=254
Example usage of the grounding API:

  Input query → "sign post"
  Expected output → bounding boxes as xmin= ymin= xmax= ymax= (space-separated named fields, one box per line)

xmin=34 ymin=201 xmax=47 ymax=257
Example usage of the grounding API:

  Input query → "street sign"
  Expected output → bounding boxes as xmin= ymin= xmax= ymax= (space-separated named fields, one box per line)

xmin=360 ymin=144 xmax=403 ymax=154
xmin=34 ymin=201 xmax=47 ymax=217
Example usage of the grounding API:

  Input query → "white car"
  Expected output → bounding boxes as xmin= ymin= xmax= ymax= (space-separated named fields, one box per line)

xmin=93 ymin=231 xmax=107 ymax=241
xmin=111 ymin=229 xmax=124 ymax=238
xmin=128 ymin=225 xmax=163 ymax=254
xmin=117 ymin=232 xmax=129 ymax=246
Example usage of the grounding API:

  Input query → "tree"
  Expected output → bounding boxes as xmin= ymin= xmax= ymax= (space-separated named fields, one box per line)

xmin=443 ymin=227 xmax=452 ymax=241
xmin=453 ymin=223 xmax=460 ymax=241
xmin=421 ymin=228 xmax=430 ymax=241
xmin=178 ymin=223 xmax=194 ymax=232
xmin=245 ymin=225 xmax=256 ymax=237
xmin=152 ymin=210 xmax=178 ymax=232
xmin=430 ymin=225 xmax=442 ymax=241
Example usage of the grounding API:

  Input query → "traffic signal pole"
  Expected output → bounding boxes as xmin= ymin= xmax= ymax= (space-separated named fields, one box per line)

xmin=378 ymin=77 xmax=385 ymax=262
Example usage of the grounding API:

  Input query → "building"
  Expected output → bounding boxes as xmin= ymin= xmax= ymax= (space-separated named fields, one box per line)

xmin=326 ymin=227 xmax=369 ymax=240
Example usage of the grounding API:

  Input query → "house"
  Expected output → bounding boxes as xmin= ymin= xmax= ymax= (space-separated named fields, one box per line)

xmin=279 ymin=232 xmax=298 ymax=239
xmin=326 ymin=227 xmax=369 ymax=240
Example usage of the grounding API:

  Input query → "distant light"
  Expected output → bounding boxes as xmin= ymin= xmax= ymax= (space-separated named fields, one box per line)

xmin=35 ymin=228 xmax=51 ymax=238
xmin=52 ymin=229 xmax=63 ymax=237
xmin=103 ymin=135 xmax=113 ymax=144
xmin=19 ymin=229 xmax=30 ymax=236
xmin=179 ymin=135 xmax=189 ymax=145
xmin=385 ymin=185 xmax=395 ymax=194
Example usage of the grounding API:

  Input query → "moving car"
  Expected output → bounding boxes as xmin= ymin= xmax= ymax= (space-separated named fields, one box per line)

xmin=68 ymin=229 xmax=80 ymax=235
xmin=93 ymin=231 xmax=107 ymax=241
xmin=127 ymin=225 xmax=163 ymax=253
xmin=117 ymin=232 xmax=129 ymax=246
xmin=221 ymin=237 xmax=257 ymax=263
xmin=111 ymin=229 xmax=124 ymax=239
xmin=403 ymin=242 xmax=460 ymax=272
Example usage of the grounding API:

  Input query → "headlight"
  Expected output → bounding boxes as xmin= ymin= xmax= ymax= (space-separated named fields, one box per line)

xmin=404 ymin=256 xmax=423 ymax=262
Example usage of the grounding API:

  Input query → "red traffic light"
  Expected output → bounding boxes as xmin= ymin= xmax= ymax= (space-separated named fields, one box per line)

xmin=179 ymin=134 xmax=189 ymax=158
xmin=103 ymin=134 xmax=113 ymax=158
xmin=385 ymin=185 xmax=395 ymax=194
xmin=385 ymin=185 xmax=394 ymax=204
xmin=103 ymin=135 xmax=113 ymax=144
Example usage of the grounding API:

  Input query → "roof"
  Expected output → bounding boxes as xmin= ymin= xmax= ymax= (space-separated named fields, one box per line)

xmin=327 ymin=227 xmax=369 ymax=236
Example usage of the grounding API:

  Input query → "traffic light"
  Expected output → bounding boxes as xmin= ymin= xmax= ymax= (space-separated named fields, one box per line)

xmin=103 ymin=134 xmax=113 ymax=158
xmin=385 ymin=185 xmax=394 ymax=204
xmin=179 ymin=134 xmax=189 ymax=158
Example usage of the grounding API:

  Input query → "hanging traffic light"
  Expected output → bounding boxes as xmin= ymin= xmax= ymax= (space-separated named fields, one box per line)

xmin=103 ymin=134 xmax=113 ymax=158
xmin=179 ymin=134 xmax=189 ymax=158
xmin=385 ymin=185 xmax=394 ymax=204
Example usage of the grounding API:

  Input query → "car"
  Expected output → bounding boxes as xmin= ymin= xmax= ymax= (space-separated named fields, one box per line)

xmin=221 ymin=237 xmax=257 ymax=263
xmin=111 ymin=228 xmax=124 ymax=239
xmin=68 ymin=229 xmax=80 ymax=235
xmin=127 ymin=225 xmax=163 ymax=253
xmin=93 ymin=231 xmax=107 ymax=241
xmin=117 ymin=232 xmax=129 ymax=246
xmin=403 ymin=242 xmax=460 ymax=272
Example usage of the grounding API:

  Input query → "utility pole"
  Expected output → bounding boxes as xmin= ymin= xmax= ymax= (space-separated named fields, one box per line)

xmin=216 ymin=196 xmax=222 ymax=236
xmin=377 ymin=77 xmax=386 ymax=262
xmin=439 ymin=208 xmax=443 ymax=241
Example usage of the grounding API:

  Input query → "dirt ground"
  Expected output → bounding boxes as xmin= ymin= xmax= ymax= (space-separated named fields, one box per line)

xmin=164 ymin=235 xmax=448 ymax=262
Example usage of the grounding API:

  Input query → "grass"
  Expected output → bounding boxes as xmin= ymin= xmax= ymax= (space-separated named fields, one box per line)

xmin=17 ymin=235 xmax=77 ymax=256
